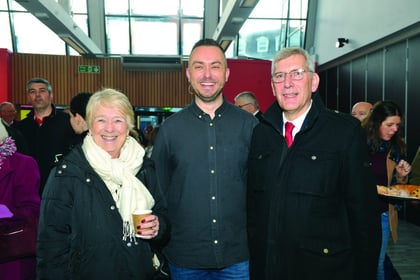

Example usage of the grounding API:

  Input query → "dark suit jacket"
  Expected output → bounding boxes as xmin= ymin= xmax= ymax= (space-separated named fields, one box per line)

xmin=247 ymin=94 xmax=381 ymax=280
xmin=254 ymin=110 xmax=264 ymax=122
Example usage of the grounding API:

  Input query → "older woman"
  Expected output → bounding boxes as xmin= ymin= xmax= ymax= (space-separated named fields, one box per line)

xmin=37 ymin=88 xmax=168 ymax=279
xmin=0 ymin=119 xmax=40 ymax=279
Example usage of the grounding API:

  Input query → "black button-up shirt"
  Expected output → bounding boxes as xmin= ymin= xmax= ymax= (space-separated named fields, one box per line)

xmin=152 ymin=99 xmax=258 ymax=269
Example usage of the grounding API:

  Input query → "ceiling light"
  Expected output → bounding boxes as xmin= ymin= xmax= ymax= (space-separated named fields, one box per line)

xmin=220 ymin=38 xmax=234 ymax=51
xmin=336 ymin=38 xmax=349 ymax=48
xmin=60 ymin=35 xmax=87 ymax=54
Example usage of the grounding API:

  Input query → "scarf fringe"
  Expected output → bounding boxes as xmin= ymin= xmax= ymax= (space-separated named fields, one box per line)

xmin=123 ymin=220 xmax=137 ymax=244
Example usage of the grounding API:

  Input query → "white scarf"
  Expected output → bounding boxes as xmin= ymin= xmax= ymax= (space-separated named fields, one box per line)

xmin=82 ymin=134 xmax=155 ymax=241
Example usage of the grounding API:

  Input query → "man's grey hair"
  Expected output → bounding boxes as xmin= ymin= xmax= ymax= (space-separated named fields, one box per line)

xmin=271 ymin=47 xmax=315 ymax=76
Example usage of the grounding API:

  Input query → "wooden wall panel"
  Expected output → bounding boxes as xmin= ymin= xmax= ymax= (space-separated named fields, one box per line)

xmin=11 ymin=53 xmax=191 ymax=108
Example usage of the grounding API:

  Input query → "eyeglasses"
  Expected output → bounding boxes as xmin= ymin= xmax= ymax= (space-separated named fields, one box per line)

xmin=272 ymin=68 xmax=313 ymax=83
xmin=238 ymin=103 xmax=252 ymax=108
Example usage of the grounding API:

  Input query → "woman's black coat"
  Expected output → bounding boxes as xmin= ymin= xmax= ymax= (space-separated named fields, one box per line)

xmin=37 ymin=144 xmax=169 ymax=279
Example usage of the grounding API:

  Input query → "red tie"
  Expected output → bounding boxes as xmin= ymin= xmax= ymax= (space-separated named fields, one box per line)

xmin=285 ymin=122 xmax=295 ymax=147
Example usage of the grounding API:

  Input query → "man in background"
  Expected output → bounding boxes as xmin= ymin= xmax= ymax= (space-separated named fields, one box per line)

xmin=234 ymin=91 xmax=263 ymax=121
xmin=0 ymin=101 xmax=18 ymax=127
xmin=351 ymin=101 xmax=372 ymax=121
xmin=0 ymin=101 xmax=29 ymax=154
xmin=16 ymin=77 xmax=77 ymax=195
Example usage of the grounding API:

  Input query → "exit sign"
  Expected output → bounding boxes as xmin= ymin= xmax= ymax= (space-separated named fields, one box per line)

xmin=78 ymin=65 xmax=100 ymax=73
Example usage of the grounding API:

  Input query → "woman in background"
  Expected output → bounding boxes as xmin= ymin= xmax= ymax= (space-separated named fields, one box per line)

xmin=362 ymin=100 xmax=411 ymax=280
xmin=0 ymin=119 xmax=40 ymax=279
xmin=37 ymin=88 xmax=168 ymax=279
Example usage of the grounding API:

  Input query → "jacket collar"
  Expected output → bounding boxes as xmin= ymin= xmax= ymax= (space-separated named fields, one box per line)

xmin=262 ymin=92 xmax=324 ymax=134
xmin=26 ymin=103 xmax=59 ymax=120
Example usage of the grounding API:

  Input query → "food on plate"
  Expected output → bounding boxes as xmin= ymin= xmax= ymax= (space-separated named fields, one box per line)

xmin=376 ymin=184 xmax=420 ymax=199
xmin=377 ymin=185 xmax=388 ymax=195
xmin=411 ymin=188 xmax=420 ymax=198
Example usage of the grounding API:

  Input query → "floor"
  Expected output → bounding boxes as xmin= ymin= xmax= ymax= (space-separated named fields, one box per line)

xmin=387 ymin=218 xmax=420 ymax=279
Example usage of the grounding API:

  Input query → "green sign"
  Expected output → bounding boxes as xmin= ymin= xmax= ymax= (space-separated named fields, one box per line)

xmin=78 ymin=65 xmax=100 ymax=73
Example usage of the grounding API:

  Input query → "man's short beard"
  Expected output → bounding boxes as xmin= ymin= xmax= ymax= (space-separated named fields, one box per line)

xmin=192 ymin=87 xmax=223 ymax=103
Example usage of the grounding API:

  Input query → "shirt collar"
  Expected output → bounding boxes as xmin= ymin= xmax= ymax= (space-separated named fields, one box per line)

xmin=282 ymin=100 xmax=312 ymax=135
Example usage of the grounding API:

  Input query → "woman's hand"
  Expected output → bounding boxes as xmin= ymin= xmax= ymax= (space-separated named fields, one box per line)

xmin=137 ymin=214 xmax=159 ymax=239
xmin=395 ymin=159 xmax=411 ymax=182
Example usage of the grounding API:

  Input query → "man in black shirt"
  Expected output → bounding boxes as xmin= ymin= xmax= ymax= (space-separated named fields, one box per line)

xmin=152 ymin=39 xmax=258 ymax=279
xmin=16 ymin=77 xmax=76 ymax=195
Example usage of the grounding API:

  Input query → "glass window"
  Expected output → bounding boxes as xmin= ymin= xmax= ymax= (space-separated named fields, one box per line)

xmin=70 ymin=0 xmax=87 ymax=13
xmin=14 ymin=12 xmax=65 ymax=55
xmin=287 ymin=20 xmax=306 ymax=47
xmin=9 ymin=1 xmax=26 ymax=11
xmin=250 ymin=0 xmax=284 ymax=18
xmin=73 ymin=14 xmax=89 ymax=34
xmin=289 ymin=0 xmax=308 ymax=18
xmin=131 ymin=0 xmax=178 ymax=16
xmin=238 ymin=19 xmax=282 ymax=60
xmin=181 ymin=0 xmax=204 ymax=17
xmin=3 ymin=0 xmax=306 ymax=58
xmin=131 ymin=19 xmax=178 ymax=55
xmin=106 ymin=16 xmax=130 ymax=54
xmin=234 ymin=0 xmax=308 ymax=59
xmin=104 ymin=0 xmax=129 ymax=15
xmin=0 ymin=12 xmax=12 ymax=50
xmin=182 ymin=19 xmax=202 ymax=55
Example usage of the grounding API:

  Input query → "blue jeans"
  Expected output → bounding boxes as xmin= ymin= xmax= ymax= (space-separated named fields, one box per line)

xmin=377 ymin=211 xmax=390 ymax=280
xmin=169 ymin=260 xmax=249 ymax=280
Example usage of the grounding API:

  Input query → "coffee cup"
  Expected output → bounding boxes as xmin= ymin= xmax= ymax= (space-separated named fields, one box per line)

xmin=132 ymin=209 xmax=153 ymax=237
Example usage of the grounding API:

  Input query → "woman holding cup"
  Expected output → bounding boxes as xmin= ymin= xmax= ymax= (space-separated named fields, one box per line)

xmin=37 ymin=88 xmax=168 ymax=279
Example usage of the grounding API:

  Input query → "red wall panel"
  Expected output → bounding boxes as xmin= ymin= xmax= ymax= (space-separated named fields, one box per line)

xmin=0 ymin=49 xmax=12 ymax=103
xmin=223 ymin=59 xmax=275 ymax=112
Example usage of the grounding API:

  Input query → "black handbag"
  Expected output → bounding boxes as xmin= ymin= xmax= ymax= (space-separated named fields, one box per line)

xmin=152 ymin=247 xmax=170 ymax=280
xmin=0 ymin=218 xmax=37 ymax=263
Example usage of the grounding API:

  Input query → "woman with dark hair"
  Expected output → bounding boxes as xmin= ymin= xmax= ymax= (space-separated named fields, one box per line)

xmin=362 ymin=100 xmax=412 ymax=280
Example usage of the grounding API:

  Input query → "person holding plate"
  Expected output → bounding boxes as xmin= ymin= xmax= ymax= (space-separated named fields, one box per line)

xmin=362 ymin=100 xmax=412 ymax=280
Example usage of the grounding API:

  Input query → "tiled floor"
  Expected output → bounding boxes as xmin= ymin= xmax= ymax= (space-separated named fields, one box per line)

xmin=387 ymin=219 xmax=420 ymax=279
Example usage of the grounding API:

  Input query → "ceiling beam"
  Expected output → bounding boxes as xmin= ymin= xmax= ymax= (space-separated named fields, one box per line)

xmin=212 ymin=0 xmax=259 ymax=51
xmin=16 ymin=0 xmax=103 ymax=57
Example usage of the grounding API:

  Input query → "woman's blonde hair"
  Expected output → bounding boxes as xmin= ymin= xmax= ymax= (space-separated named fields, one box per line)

xmin=85 ymin=88 xmax=135 ymax=135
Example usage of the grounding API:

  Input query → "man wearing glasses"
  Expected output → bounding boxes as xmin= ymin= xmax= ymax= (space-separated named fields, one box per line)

xmin=246 ymin=47 xmax=381 ymax=280
xmin=234 ymin=91 xmax=263 ymax=121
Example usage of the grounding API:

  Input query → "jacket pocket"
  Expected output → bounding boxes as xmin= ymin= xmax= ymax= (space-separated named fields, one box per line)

xmin=287 ymin=149 xmax=341 ymax=197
